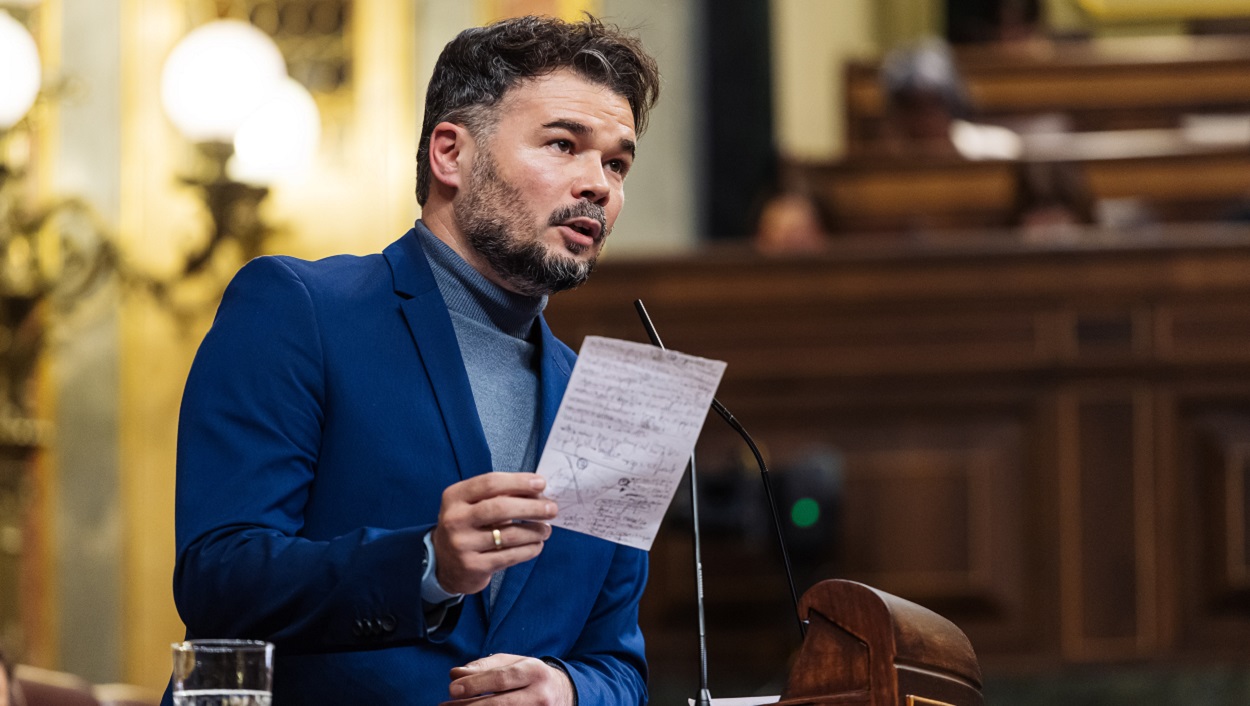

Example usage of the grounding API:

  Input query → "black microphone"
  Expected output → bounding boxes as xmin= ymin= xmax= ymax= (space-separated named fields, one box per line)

xmin=634 ymin=299 xmax=808 ymax=645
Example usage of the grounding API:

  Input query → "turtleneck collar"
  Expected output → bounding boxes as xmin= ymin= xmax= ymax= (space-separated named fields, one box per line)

xmin=414 ymin=220 xmax=547 ymax=341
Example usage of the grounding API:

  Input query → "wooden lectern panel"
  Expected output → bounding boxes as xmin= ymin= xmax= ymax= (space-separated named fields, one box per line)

xmin=777 ymin=580 xmax=982 ymax=706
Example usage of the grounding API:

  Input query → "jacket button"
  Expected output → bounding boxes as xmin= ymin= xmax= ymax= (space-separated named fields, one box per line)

xmin=380 ymin=615 xmax=396 ymax=633
xmin=352 ymin=619 xmax=366 ymax=637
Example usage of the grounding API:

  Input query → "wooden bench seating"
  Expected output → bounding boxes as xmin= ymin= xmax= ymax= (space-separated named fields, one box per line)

xmin=846 ymin=35 xmax=1250 ymax=147
xmin=790 ymin=139 xmax=1250 ymax=233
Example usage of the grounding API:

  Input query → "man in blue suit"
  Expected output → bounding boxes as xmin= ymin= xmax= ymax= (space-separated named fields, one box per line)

xmin=168 ymin=15 xmax=660 ymax=706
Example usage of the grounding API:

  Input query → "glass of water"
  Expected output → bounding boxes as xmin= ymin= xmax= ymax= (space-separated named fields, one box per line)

xmin=172 ymin=639 xmax=274 ymax=706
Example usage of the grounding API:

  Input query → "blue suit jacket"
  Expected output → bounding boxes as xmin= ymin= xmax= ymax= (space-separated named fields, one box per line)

xmin=166 ymin=226 xmax=648 ymax=705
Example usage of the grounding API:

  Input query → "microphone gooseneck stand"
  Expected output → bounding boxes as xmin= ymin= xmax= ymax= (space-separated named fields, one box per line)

xmin=633 ymin=300 xmax=809 ymax=705
xmin=687 ymin=452 xmax=713 ymax=706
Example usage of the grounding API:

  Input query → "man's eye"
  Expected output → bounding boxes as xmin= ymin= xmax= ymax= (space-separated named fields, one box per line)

xmin=552 ymin=139 xmax=573 ymax=152
xmin=607 ymin=159 xmax=628 ymax=175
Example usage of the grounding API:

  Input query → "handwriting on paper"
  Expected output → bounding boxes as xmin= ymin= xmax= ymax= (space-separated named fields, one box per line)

xmin=536 ymin=336 xmax=726 ymax=551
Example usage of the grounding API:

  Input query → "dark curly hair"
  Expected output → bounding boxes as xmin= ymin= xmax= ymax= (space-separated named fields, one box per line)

xmin=415 ymin=14 xmax=661 ymax=206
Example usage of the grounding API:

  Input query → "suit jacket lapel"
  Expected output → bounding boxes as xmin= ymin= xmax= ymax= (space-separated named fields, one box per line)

xmin=535 ymin=317 xmax=573 ymax=451
xmin=485 ymin=317 xmax=575 ymax=639
xmin=390 ymin=227 xmax=501 ymax=653
xmin=388 ymin=226 xmax=581 ymax=640
xmin=386 ymin=228 xmax=492 ymax=482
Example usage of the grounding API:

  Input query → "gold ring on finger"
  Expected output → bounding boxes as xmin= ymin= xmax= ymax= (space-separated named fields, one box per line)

xmin=492 ymin=527 xmax=503 ymax=551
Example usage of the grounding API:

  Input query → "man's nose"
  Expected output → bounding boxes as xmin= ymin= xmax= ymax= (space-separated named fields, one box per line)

xmin=573 ymin=156 xmax=611 ymax=205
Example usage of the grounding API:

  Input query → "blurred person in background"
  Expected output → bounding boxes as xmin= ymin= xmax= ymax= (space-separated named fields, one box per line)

xmin=1009 ymin=160 xmax=1097 ymax=238
xmin=753 ymin=191 xmax=831 ymax=253
xmin=947 ymin=0 xmax=1045 ymax=44
xmin=879 ymin=38 xmax=1022 ymax=160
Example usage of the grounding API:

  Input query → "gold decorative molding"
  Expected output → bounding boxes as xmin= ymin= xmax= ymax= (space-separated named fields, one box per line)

xmin=907 ymin=696 xmax=956 ymax=706
xmin=1079 ymin=0 xmax=1250 ymax=19
xmin=476 ymin=0 xmax=601 ymax=25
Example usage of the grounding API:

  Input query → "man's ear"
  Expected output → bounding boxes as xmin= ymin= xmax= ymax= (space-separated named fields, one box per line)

xmin=428 ymin=121 xmax=473 ymax=191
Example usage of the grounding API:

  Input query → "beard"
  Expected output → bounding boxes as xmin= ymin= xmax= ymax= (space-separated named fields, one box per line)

xmin=453 ymin=146 xmax=608 ymax=297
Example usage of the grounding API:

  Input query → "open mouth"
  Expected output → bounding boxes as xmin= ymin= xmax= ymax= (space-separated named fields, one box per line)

xmin=559 ymin=217 xmax=603 ymax=243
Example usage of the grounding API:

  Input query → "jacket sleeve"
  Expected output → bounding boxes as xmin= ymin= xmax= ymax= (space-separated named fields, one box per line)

xmin=532 ymin=333 xmax=648 ymax=705
xmin=172 ymin=257 xmax=458 ymax=652
xmin=556 ymin=544 xmax=649 ymax=706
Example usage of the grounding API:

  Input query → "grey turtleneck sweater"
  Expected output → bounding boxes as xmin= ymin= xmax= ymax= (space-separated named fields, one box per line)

xmin=417 ymin=223 xmax=547 ymax=476
xmin=416 ymin=222 xmax=547 ymax=609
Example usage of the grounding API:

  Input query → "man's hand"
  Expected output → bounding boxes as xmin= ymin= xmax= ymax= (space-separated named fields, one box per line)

xmin=442 ymin=654 xmax=575 ymax=706
xmin=433 ymin=472 xmax=556 ymax=595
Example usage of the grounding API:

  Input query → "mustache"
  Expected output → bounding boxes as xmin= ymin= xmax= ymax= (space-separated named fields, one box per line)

xmin=548 ymin=201 xmax=608 ymax=241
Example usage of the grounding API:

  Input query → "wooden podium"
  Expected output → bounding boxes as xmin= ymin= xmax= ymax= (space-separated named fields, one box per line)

xmin=776 ymin=580 xmax=983 ymax=706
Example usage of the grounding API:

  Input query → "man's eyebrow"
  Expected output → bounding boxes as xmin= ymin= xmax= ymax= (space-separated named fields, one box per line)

xmin=543 ymin=120 xmax=637 ymax=157
xmin=543 ymin=119 xmax=589 ymax=135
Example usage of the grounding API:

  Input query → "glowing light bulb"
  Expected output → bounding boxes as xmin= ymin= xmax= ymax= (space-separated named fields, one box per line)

xmin=230 ymin=77 xmax=320 ymax=184
xmin=160 ymin=19 xmax=287 ymax=143
xmin=0 ymin=10 xmax=42 ymax=131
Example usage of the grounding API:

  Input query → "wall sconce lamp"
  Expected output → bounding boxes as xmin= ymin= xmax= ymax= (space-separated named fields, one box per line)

xmin=0 ymin=7 xmax=109 ymax=428
xmin=0 ymin=6 xmax=321 ymax=662
xmin=0 ymin=9 xmax=321 ymax=418
xmin=157 ymin=17 xmax=320 ymax=299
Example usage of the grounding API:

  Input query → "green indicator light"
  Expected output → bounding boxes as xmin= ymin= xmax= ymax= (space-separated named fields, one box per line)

xmin=790 ymin=498 xmax=820 ymax=528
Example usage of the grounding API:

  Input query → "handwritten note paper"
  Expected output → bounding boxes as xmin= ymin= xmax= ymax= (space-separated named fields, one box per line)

xmin=536 ymin=336 xmax=727 ymax=550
